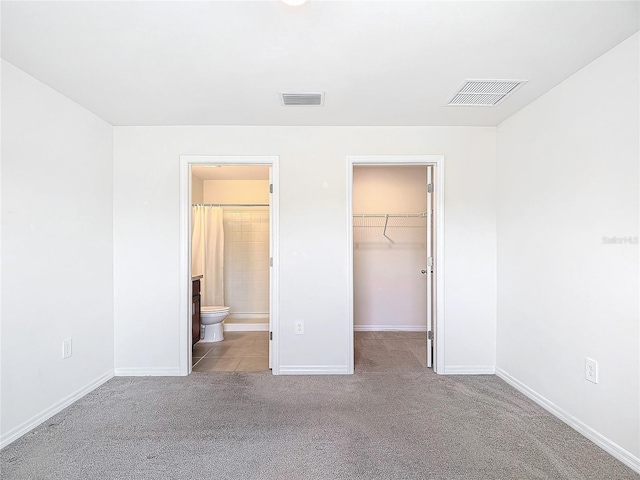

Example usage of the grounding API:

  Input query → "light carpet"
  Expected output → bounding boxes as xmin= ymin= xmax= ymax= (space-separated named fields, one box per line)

xmin=1 ymin=334 xmax=637 ymax=479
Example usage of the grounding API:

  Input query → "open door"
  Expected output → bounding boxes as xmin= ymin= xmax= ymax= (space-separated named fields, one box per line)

xmin=426 ymin=166 xmax=434 ymax=368
xmin=268 ymin=166 xmax=273 ymax=369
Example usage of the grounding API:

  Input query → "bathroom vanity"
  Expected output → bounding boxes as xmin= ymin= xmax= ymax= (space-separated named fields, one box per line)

xmin=192 ymin=276 xmax=202 ymax=346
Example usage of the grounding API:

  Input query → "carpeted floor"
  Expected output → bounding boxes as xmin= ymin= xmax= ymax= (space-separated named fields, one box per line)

xmin=1 ymin=333 xmax=637 ymax=479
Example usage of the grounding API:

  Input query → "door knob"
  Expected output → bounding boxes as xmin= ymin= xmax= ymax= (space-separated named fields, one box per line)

xmin=420 ymin=269 xmax=427 ymax=275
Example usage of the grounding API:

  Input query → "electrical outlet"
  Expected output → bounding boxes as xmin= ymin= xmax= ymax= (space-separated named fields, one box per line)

xmin=295 ymin=321 xmax=304 ymax=335
xmin=585 ymin=358 xmax=598 ymax=384
xmin=63 ymin=338 xmax=73 ymax=359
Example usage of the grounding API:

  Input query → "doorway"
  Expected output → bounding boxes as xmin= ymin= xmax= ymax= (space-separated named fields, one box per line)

xmin=179 ymin=156 xmax=280 ymax=375
xmin=347 ymin=155 xmax=444 ymax=374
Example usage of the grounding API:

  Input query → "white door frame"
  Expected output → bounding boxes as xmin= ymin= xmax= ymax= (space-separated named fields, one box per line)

xmin=346 ymin=155 xmax=445 ymax=374
xmin=426 ymin=165 xmax=434 ymax=368
xmin=179 ymin=155 xmax=280 ymax=375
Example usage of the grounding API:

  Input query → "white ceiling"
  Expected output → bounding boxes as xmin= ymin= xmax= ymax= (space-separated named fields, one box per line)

xmin=2 ymin=1 xmax=638 ymax=127
xmin=192 ymin=165 xmax=270 ymax=180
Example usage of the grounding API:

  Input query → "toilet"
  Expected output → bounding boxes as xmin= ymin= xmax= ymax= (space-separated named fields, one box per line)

xmin=200 ymin=306 xmax=230 ymax=342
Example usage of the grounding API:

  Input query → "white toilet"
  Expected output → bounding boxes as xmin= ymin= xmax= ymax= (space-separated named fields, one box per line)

xmin=200 ymin=306 xmax=230 ymax=342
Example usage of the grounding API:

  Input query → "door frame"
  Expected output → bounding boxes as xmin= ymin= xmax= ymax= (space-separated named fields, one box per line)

xmin=346 ymin=155 xmax=445 ymax=374
xmin=179 ymin=155 xmax=280 ymax=375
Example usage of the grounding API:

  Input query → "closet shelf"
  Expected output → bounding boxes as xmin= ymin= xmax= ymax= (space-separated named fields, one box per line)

xmin=353 ymin=212 xmax=428 ymax=241
xmin=353 ymin=212 xmax=427 ymax=219
xmin=353 ymin=212 xmax=428 ymax=224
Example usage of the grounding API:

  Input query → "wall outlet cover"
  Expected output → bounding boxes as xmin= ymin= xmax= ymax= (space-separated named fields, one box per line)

xmin=63 ymin=338 xmax=73 ymax=359
xmin=585 ymin=358 xmax=598 ymax=384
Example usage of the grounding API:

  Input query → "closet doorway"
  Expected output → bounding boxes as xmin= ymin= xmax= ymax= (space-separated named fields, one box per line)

xmin=347 ymin=155 xmax=444 ymax=374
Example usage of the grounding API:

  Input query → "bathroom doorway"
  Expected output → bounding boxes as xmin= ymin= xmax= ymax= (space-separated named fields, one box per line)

xmin=347 ymin=155 xmax=444 ymax=374
xmin=179 ymin=156 xmax=280 ymax=376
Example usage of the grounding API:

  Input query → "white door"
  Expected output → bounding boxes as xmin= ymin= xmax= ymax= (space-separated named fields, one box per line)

xmin=426 ymin=166 xmax=434 ymax=368
xmin=268 ymin=166 xmax=273 ymax=369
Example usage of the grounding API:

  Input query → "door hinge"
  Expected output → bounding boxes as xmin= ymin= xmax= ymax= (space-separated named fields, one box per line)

xmin=269 ymin=257 xmax=273 ymax=267
xmin=427 ymin=256 xmax=434 ymax=267
xmin=269 ymin=331 xmax=273 ymax=341
xmin=427 ymin=331 xmax=434 ymax=340
xmin=427 ymin=183 xmax=433 ymax=193
xmin=269 ymin=184 xmax=273 ymax=194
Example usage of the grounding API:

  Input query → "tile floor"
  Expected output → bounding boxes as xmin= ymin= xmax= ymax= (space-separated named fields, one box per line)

xmin=193 ymin=330 xmax=429 ymax=373
xmin=192 ymin=331 xmax=269 ymax=372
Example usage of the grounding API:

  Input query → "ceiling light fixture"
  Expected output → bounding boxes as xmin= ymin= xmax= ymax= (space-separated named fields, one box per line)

xmin=282 ymin=0 xmax=308 ymax=6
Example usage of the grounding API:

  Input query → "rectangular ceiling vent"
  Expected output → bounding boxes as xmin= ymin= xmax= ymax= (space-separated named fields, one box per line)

xmin=447 ymin=79 xmax=527 ymax=106
xmin=280 ymin=92 xmax=324 ymax=106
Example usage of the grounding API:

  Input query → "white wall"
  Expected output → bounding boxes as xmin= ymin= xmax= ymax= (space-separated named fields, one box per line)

xmin=1 ymin=61 xmax=114 ymax=445
xmin=114 ymin=126 xmax=496 ymax=372
xmin=353 ymin=166 xmax=427 ymax=330
xmin=203 ymin=180 xmax=269 ymax=204
xmin=496 ymin=33 xmax=640 ymax=460
xmin=353 ymin=166 xmax=428 ymax=214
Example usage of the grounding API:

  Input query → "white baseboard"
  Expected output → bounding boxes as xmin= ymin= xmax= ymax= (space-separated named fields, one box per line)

xmin=224 ymin=323 xmax=269 ymax=332
xmin=354 ymin=325 xmax=427 ymax=332
xmin=496 ymin=367 xmax=640 ymax=474
xmin=444 ymin=365 xmax=496 ymax=375
xmin=227 ymin=313 xmax=269 ymax=320
xmin=0 ymin=369 xmax=114 ymax=449
xmin=114 ymin=367 xmax=182 ymax=376
xmin=278 ymin=365 xmax=350 ymax=375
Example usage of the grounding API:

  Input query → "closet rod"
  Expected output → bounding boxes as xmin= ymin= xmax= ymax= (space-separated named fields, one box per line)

xmin=353 ymin=212 xmax=427 ymax=218
xmin=193 ymin=203 xmax=269 ymax=207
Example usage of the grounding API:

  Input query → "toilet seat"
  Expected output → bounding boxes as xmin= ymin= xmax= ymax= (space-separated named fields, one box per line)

xmin=201 ymin=306 xmax=230 ymax=314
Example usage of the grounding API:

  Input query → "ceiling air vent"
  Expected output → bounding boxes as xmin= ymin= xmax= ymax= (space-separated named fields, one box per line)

xmin=447 ymin=80 xmax=527 ymax=106
xmin=280 ymin=92 xmax=324 ymax=106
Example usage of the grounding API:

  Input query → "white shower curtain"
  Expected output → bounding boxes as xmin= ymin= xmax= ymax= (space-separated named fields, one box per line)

xmin=192 ymin=205 xmax=225 ymax=306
